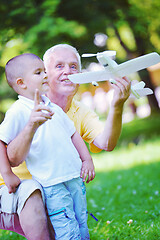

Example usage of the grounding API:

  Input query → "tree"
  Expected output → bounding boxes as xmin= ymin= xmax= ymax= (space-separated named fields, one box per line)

xmin=56 ymin=0 xmax=160 ymax=113
xmin=0 ymin=0 xmax=160 ymax=112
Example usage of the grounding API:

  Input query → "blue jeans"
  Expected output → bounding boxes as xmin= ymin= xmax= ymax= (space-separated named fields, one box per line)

xmin=43 ymin=177 xmax=90 ymax=240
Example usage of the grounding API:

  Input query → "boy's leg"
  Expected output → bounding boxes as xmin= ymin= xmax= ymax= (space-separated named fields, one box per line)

xmin=65 ymin=178 xmax=90 ymax=240
xmin=44 ymin=183 xmax=81 ymax=240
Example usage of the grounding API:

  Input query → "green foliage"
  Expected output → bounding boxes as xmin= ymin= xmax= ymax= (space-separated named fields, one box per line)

xmin=117 ymin=114 xmax=160 ymax=147
xmin=0 ymin=0 xmax=160 ymax=111
xmin=1 ymin=0 xmax=160 ymax=57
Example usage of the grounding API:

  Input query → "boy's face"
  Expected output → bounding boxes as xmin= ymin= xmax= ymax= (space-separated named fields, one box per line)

xmin=23 ymin=58 xmax=49 ymax=99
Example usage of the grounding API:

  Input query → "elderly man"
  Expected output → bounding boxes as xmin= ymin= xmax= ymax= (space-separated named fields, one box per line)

xmin=43 ymin=44 xmax=131 ymax=153
xmin=0 ymin=44 xmax=130 ymax=239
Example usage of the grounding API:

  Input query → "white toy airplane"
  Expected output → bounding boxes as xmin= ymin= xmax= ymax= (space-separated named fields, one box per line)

xmin=68 ymin=51 xmax=160 ymax=98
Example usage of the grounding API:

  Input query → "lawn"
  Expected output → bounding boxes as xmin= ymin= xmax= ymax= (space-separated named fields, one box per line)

xmin=0 ymin=114 xmax=160 ymax=239
xmin=87 ymin=139 xmax=160 ymax=239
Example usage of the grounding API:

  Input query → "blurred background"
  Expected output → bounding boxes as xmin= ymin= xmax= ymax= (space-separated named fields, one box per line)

xmin=0 ymin=0 xmax=160 ymax=122
xmin=0 ymin=1 xmax=160 ymax=239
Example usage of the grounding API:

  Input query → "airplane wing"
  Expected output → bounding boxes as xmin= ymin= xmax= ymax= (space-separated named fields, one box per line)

xmin=114 ymin=52 xmax=160 ymax=77
xmin=68 ymin=68 xmax=114 ymax=84
xmin=68 ymin=52 xmax=160 ymax=84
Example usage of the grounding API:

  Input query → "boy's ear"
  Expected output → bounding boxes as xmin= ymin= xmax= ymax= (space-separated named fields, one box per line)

xmin=16 ymin=78 xmax=27 ymax=89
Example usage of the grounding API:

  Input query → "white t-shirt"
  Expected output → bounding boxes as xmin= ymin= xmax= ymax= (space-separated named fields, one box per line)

xmin=0 ymin=95 xmax=82 ymax=187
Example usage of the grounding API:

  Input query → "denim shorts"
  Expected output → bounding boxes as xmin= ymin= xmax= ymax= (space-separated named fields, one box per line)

xmin=44 ymin=177 xmax=90 ymax=240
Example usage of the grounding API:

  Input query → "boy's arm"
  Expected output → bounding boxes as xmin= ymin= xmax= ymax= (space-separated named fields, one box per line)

xmin=71 ymin=131 xmax=95 ymax=183
xmin=0 ymin=140 xmax=21 ymax=193
xmin=7 ymin=89 xmax=54 ymax=167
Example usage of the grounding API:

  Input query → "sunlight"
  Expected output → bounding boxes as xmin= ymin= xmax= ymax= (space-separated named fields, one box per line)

xmin=92 ymin=139 xmax=160 ymax=172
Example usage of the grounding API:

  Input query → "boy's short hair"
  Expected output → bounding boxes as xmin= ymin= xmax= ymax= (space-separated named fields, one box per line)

xmin=43 ymin=44 xmax=82 ymax=72
xmin=5 ymin=53 xmax=41 ymax=89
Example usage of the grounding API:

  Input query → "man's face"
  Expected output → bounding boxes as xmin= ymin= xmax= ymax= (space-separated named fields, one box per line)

xmin=46 ymin=48 xmax=80 ymax=97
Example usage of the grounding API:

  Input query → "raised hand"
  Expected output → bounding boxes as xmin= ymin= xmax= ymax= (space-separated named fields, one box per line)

xmin=111 ymin=76 xmax=131 ymax=107
xmin=28 ymin=89 xmax=54 ymax=132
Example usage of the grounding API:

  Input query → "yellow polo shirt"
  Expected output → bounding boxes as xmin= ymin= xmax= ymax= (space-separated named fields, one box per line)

xmin=0 ymin=99 xmax=103 ymax=184
xmin=67 ymin=99 xmax=104 ymax=153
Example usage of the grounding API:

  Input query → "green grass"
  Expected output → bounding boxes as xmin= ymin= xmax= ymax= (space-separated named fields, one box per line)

xmin=87 ymin=153 xmax=160 ymax=239
xmin=0 ymin=114 xmax=160 ymax=239
xmin=0 ymin=231 xmax=26 ymax=240
xmin=86 ymin=114 xmax=160 ymax=239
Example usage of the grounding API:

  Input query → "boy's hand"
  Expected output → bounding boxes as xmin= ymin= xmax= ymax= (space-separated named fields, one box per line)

xmin=80 ymin=159 xmax=95 ymax=183
xmin=3 ymin=171 xmax=21 ymax=194
xmin=29 ymin=89 xmax=54 ymax=131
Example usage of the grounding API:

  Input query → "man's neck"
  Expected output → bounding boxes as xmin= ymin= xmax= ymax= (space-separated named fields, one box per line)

xmin=47 ymin=91 xmax=73 ymax=113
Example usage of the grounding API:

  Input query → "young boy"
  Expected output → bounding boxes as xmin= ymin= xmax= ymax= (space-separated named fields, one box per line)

xmin=0 ymin=53 xmax=95 ymax=239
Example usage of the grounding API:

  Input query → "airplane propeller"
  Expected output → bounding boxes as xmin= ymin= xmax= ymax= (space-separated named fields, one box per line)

xmin=82 ymin=53 xmax=97 ymax=57
xmin=82 ymin=50 xmax=116 ymax=58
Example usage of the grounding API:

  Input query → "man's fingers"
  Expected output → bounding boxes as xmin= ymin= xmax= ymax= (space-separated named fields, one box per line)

xmin=34 ymin=89 xmax=40 ymax=107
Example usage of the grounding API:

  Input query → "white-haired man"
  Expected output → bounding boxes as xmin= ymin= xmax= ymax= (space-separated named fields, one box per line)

xmin=43 ymin=44 xmax=131 ymax=153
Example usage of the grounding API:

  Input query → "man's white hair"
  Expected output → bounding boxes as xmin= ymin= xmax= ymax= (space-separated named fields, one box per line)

xmin=43 ymin=44 xmax=81 ymax=71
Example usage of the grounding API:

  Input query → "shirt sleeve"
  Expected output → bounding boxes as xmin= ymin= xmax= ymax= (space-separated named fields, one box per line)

xmin=0 ymin=104 xmax=26 ymax=144
xmin=80 ymin=109 xmax=104 ymax=153
xmin=68 ymin=100 xmax=104 ymax=153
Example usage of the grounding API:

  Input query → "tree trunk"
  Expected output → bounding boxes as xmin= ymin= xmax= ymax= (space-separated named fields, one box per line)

xmin=139 ymin=69 xmax=160 ymax=114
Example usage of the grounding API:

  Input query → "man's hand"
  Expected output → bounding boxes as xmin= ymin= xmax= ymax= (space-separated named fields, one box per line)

xmin=111 ymin=76 xmax=131 ymax=107
xmin=3 ymin=171 xmax=21 ymax=194
xmin=28 ymin=89 xmax=54 ymax=132
xmin=80 ymin=159 xmax=95 ymax=183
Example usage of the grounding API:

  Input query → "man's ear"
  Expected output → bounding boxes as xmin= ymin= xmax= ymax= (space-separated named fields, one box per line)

xmin=16 ymin=78 xmax=26 ymax=89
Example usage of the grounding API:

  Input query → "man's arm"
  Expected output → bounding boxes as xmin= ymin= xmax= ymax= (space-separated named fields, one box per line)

xmin=71 ymin=131 xmax=95 ymax=183
xmin=7 ymin=89 xmax=54 ymax=167
xmin=7 ymin=123 xmax=36 ymax=167
xmin=93 ymin=77 xmax=131 ymax=151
